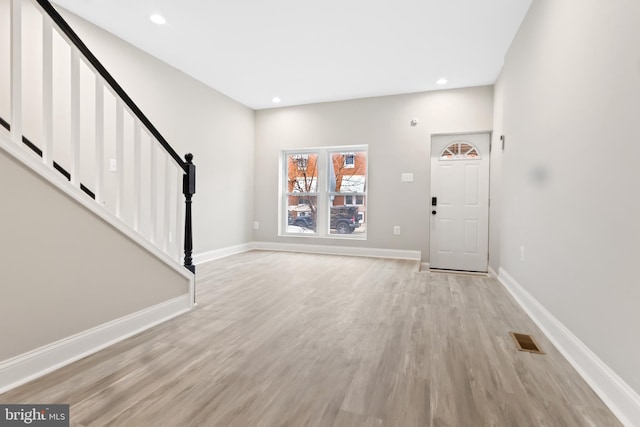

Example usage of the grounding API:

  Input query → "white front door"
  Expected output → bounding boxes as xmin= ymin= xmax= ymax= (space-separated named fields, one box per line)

xmin=429 ymin=133 xmax=490 ymax=272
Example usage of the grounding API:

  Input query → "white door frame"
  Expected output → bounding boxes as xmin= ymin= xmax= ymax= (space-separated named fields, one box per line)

xmin=429 ymin=131 xmax=492 ymax=272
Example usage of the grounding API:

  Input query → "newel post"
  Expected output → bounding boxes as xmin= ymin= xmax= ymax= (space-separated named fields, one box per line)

xmin=183 ymin=153 xmax=196 ymax=274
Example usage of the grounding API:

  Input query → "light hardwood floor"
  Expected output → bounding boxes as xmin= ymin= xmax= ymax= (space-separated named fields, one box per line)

xmin=1 ymin=251 xmax=622 ymax=426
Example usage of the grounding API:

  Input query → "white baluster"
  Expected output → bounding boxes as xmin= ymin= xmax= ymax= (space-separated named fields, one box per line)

xmin=149 ymin=139 xmax=157 ymax=244
xmin=94 ymin=78 xmax=104 ymax=203
xmin=10 ymin=0 xmax=22 ymax=145
xmin=42 ymin=17 xmax=53 ymax=166
xmin=176 ymin=169 xmax=184 ymax=263
xmin=115 ymin=99 xmax=124 ymax=217
xmin=133 ymin=123 xmax=142 ymax=231
xmin=162 ymin=154 xmax=172 ymax=252
xmin=70 ymin=48 xmax=80 ymax=187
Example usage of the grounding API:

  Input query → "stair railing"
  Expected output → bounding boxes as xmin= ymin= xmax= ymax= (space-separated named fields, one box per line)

xmin=2 ymin=0 xmax=196 ymax=273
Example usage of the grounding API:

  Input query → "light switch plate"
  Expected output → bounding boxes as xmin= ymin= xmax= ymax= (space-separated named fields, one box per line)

xmin=401 ymin=173 xmax=413 ymax=183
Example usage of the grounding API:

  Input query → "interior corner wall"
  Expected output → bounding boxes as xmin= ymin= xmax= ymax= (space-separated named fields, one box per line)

xmin=488 ymin=76 xmax=505 ymax=273
xmin=495 ymin=0 xmax=640 ymax=394
xmin=57 ymin=8 xmax=256 ymax=254
xmin=254 ymin=87 xmax=493 ymax=260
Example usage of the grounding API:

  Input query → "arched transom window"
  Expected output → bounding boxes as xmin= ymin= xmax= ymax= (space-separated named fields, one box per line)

xmin=440 ymin=141 xmax=480 ymax=160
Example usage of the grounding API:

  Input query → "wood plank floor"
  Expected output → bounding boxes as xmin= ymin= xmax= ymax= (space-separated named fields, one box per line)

xmin=1 ymin=251 xmax=622 ymax=426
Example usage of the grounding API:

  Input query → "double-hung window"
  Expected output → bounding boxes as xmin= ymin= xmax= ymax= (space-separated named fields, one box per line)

xmin=282 ymin=146 xmax=367 ymax=238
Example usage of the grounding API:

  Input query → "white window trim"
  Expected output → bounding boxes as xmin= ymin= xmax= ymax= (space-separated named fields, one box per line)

xmin=280 ymin=146 xmax=367 ymax=239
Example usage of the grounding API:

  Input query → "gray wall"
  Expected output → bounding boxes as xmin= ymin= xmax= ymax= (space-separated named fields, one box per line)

xmin=494 ymin=0 xmax=640 ymax=393
xmin=57 ymin=8 xmax=256 ymax=254
xmin=0 ymin=147 xmax=189 ymax=361
xmin=254 ymin=87 xmax=493 ymax=259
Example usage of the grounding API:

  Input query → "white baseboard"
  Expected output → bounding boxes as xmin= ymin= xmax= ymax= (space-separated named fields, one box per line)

xmin=193 ymin=242 xmax=421 ymax=266
xmin=251 ymin=241 xmax=421 ymax=261
xmin=497 ymin=268 xmax=640 ymax=427
xmin=193 ymin=243 xmax=253 ymax=265
xmin=0 ymin=295 xmax=192 ymax=395
xmin=487 ymin=265 xmax=498 ymax=278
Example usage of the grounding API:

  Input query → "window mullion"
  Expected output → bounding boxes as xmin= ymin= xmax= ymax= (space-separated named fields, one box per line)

xmin=316 ymin=150 xmax=328 ymax=236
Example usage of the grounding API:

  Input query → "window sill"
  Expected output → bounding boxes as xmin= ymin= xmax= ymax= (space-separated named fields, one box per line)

xmin=279 ymin=232 xmax=367 ymax=241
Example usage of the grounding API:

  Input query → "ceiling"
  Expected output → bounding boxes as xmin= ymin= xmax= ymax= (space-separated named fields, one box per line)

xmin=50 ymin=0 xmax=532 ymax=110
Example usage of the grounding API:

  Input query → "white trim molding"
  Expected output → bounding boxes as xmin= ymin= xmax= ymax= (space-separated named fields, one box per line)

xmin=193 ymin=243 xmax=254 ymax=265
xmin=498 ymin=268 xmax=640 ymax=427
xmin=0 ymin=295 xmax=192 ymax=394
xmin=251 ymin=241 xmax=421 ymax=261
xmin=194 ymin=242 xmax=421 ymax=265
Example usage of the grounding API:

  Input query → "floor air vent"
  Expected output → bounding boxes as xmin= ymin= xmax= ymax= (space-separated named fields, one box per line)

xmin=509 ymin=332 xmax=544 ymax=354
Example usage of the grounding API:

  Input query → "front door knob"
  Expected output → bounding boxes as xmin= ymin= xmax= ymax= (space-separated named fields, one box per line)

xmin=432 ymin=210 xmax=437 ymax=215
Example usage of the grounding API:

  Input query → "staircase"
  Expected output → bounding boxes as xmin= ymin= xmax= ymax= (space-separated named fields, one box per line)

xmin=1 ymin=0 xmax=196 ymax=271
xmin=0 ymin=0 xmax=197 ymax=393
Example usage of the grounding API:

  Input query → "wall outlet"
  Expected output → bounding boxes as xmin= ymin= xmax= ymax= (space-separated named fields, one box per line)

xmin=393 ymin=225 xmax=401 ymax=235
xmin=109 ymin=158 xmax=117 ymax=172
xmin=253 ymin=221 xmax=259 ymax=230
xmin=520 ymin=246 xmax=525 ymax=261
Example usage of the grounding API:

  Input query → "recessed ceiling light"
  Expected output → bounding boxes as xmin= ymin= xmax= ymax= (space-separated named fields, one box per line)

xmin=436 ymin=78 xmax=448 ymax=85
xmin=272 ymin=97 xmax=281 ymax=103
xmin=150 ymin=14 xmax=166 ymax=25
